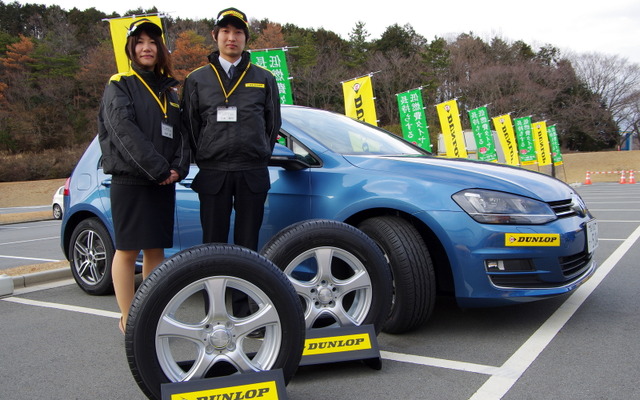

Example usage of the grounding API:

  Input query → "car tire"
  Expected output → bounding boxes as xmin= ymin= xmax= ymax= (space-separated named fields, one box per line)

xmin=52 ymin=204 xmax=62 ymax=220
xmin=358 ymin=216 xmax=435 ymax=334
xmin=125 ymin=244 xmax=305 ymax=400
xmin=68 ymin=218 xmax=114 ymax=295
xmin=260 ymin=219 xmax=392 ymax=334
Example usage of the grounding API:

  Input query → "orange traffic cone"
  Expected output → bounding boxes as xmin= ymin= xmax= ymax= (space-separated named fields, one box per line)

xmin=629 ymin=170 xmax=636 ymax=184
xmin=619 ymin=171 xmax=627 ymax=184
xmin=584 ymin=171 xmax=592 ymax=185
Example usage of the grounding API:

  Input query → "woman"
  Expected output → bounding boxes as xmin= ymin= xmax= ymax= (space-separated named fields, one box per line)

xmin=98 ymin=18 xmax=189 ymax=334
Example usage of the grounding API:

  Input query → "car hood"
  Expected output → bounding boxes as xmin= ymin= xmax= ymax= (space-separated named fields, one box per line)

xmin=344 ymin=155 xmax=575 ymax=202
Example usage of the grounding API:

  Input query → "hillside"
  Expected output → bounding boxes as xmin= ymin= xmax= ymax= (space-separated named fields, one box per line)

xmin=0 ymin=150 xmax=638 ymax=208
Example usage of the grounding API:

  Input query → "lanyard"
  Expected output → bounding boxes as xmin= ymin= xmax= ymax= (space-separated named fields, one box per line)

xmin=211 ymin=63 xmax=250 ymax=103
xmin=131 ymin=70 xmax=168 ymax=119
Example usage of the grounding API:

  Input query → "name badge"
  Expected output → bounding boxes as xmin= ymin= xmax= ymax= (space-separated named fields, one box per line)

xmin=217 ymin=106 xmax=237 ymax=122
xmin=161 ymin=121 xmax=173 ymax=139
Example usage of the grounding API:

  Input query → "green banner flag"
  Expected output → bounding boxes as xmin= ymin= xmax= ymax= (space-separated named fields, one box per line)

xmin=468 ymin=106 xmax=498 ymax=162
xmin=513 ymin=116 xmax=537 ymax=165
xmin=250 ymin=48 xmax=293 ymax=105
xmin=547 ymin=125 xmax=563 ymax=165
xmin=397 ymin=89 xmax=431 ymax=151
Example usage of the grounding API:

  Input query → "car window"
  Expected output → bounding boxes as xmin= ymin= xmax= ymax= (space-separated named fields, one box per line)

xmin=283 ymin=107 xmax=428 ymax=156
xmin=278 ymin=131 xmax=321 ymax=166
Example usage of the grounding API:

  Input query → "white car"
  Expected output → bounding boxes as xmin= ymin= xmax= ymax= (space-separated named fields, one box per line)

xmin=52 ymin=185 xmax=64 ymax=220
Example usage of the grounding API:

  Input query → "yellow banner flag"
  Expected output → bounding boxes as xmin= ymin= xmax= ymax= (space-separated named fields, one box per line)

xmin=492 ymin=114 xmax=519 ymax=166
xmin=108 ymin=15 xmax=164 ymax=73
xmin=436 ymin=99 xmax=467 ymax=158
xmin=342 ymin=75 xmax=378 ymax=126
xmin=532 ymin=121 xmax=552 ymax=166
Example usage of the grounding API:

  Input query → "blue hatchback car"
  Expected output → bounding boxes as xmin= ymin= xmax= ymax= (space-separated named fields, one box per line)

xmin=61 ymin=105 xmax=597 ymax=333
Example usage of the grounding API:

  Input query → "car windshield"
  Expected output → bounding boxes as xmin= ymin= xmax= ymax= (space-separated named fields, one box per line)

xmin=283 ymin=107 xmax=429 ymax=156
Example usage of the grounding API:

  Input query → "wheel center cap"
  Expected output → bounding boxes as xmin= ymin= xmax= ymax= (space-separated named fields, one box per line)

xmin=209 ymin=327 xmax=232 ymax=349
xmin=318 ymin=287 xmax=333 ymax=304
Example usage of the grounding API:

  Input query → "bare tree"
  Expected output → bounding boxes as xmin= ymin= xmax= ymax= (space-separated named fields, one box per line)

xmin=571 ymin=52 xmax=640 ymax=145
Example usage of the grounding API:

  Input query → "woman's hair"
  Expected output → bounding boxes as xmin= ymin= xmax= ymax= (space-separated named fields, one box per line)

xmin=124 ymin=29 xmax=173 ymax=77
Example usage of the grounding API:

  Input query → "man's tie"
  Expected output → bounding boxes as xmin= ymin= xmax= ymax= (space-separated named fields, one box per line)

xmin=228 ymin=65 xmax=236 ymax=79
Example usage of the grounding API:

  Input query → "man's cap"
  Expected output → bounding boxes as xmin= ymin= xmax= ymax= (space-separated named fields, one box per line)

xmin=215 ymin=8 xmax=249 ymax=28
xmin=127 ymin=18 xmax=163 ymax=37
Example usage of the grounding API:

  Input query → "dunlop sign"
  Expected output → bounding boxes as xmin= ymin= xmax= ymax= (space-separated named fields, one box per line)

xmin=299 ymin=325 xmax=381 ymax=367
xmin=161 ymin=370 xmax=287 ymax=400
xmin=505 ymin=233 xmax=560 ymax=247
xmin=303 ymin=333 xmax=371 ymax=356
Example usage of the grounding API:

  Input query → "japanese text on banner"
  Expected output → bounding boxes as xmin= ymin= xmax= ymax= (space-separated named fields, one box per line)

xmin=250 ymin=49 xmax=293 ymax=105
xmin=547 ymin=125 xmax=563 ymax=165
xmin=513 ymin=116 xmax=537 ymax=165
xmin=468 ymin=106 xmax=497 ymax=162
xmin=397 ymin=89 xmax=431 ymax=151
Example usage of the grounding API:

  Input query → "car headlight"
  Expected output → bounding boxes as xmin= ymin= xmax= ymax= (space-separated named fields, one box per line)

xmin=452 ymin=189 xmax=557 ymax=224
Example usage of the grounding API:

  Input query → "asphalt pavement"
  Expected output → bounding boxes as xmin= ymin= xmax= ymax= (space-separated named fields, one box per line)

xmin=1 ymin=183 xmax=639 ymax=399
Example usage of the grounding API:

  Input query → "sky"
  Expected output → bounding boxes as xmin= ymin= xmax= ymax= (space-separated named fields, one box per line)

xmin=27 ymin=0 xmax=640 ymax=65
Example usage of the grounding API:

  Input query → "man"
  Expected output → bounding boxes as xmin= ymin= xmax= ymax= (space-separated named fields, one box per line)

xmin=182 ymin=7 xmax=281 ymax=251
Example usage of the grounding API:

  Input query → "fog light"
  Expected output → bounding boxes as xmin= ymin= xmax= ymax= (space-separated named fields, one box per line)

xmin=486 ymin=260 xmax=505 ymax=271
xmin=485 ymin=259 xmax=533 ymax=272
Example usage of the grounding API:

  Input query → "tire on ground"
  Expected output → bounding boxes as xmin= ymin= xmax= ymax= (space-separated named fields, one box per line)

xmin=125 ymin=244 xmax=305 ymax=400
xmin=260 ymin=219 xmax=393 ymax=334
xmin=68 ymin=217 xmax=114 ymax=295
xmin=358 ymin=216 xmax=435 ymax=334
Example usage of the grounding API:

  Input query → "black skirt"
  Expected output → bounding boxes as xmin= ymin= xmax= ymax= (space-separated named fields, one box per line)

xmin=111 ymin=181 xmax=175 ymax=250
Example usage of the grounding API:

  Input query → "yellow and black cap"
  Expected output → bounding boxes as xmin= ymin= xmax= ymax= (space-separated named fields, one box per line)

xmin=127 ymin=18 xmax=162 ymax=37
xmin=215 ymin=7 xmax=248 ymax=28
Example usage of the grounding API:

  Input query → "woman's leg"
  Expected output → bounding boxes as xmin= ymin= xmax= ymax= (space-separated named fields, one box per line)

xmin=142 ymin=248 xmax=165 ymax=279
xmin=112 ymin=249 xmax=140 ymax=329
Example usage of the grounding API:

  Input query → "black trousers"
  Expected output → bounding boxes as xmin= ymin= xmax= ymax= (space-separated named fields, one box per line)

xmin=197 ymin=170 xmax=268 ymax=251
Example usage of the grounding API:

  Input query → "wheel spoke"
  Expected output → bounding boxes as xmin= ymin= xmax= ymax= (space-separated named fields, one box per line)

xmin=157 ymin=314 xmax=205 ymax=343
xmin=183 ymin=351 xmax=216 ymax=381
xmin=288 ymin=279 xmax=314 ymax=301
xmin=86 ymin=231 xmax=95 ymax=251
xmin=331 ymin=302 xmax=358 ymax=326
xmin=226 ymin=349 xmax=260 ymax=373
xmin=88 ymin=263 xmax=100 ymax=283
xmin=313 ymin=247 xmax=335 ymax=282
xmin=76 ymin=259 xmax=90 ymax=276
xmin=336 ymin=269 xmax=371 ymax=294
xmin=203 ymin=278 xmax=232 ymax=321
xmin=73 ymin=240 xmax=88 ymax=258
xmin=304 ymin=306 xmax=325 ymax=329
xmin=235 ymin=303 xmax=278 ymax=336
xmin=93 ymin=249 xmax=107 ymax=262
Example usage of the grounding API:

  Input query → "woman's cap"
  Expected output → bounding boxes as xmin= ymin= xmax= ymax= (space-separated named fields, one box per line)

xmin=127 ymin=18 xmax=163 ymax=37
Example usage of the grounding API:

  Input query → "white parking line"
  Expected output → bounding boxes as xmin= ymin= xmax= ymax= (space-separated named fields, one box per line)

xmin=469 ymin=224 xmax=640 ymax=400
xmin=381 ymin=351 xmax=501 ymax=375
xmin=0 ymin=254 xmax=61 ymax=262
xmin=2 ymin=296 xmax=120 ymax=319
xmin=0 ymin=236 xmax=59 ymax=246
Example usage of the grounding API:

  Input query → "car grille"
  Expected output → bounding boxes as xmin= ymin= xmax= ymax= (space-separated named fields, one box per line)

xmin=559 ymin=250 xmax=592 ymax=278
xmin=548 ymin=198 xmax=576 ymax=219
xmin=489 ymin=251 xmax=593 ymax=289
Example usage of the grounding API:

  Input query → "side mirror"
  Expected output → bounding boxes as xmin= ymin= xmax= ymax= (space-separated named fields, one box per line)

xmin=269 ymin=143 xmax=310 ymax=171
